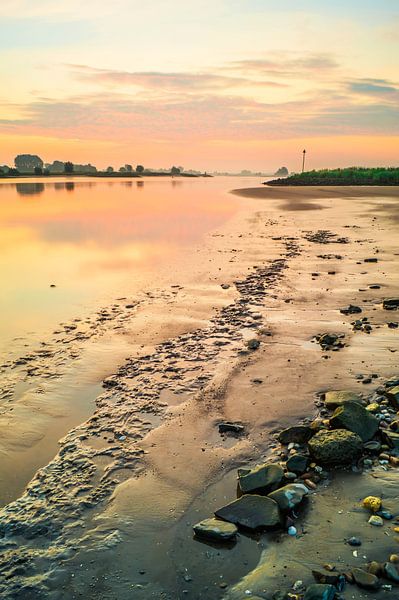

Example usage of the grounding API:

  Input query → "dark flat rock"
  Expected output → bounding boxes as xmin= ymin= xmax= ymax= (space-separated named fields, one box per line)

xmin=278 ymin=425 xmax=313 ymax=445
xmin=238 ymin=463 xmax=284 ymax=495
xmin=215 ymin=494 xmax=282 ymax=531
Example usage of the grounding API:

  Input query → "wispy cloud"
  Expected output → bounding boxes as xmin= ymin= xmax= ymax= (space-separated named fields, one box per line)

xmin=228 ymin=53 xmax=340 ymax=78
xmin=348 ymin=78 xmax=399 ymax=99
xmin=69 ymin=64 xmax=287 ymax=92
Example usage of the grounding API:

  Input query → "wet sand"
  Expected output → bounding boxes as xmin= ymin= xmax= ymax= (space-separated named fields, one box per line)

xmin=0 ymin=184 xmax=398 ymax=599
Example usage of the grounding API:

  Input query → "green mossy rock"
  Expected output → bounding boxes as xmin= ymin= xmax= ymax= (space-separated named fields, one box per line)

xmin=329 ymin=401 xmax=379 ymax=442
xmin=324 ymin=390 xmax=362 ymax=409
xmin=308 ymin=428 xmax=363 ymax=465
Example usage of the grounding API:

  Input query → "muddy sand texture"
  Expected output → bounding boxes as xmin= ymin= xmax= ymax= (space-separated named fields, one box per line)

xmin=0 ymin=185 xmax=398 ymax=599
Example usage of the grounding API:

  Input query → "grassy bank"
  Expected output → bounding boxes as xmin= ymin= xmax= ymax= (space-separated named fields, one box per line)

xmin=267 ymin=167 xmax=399 ymax=186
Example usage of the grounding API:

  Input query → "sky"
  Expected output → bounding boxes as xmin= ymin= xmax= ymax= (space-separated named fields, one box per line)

xmin=1 ymin=0 xmax=398 ymax=171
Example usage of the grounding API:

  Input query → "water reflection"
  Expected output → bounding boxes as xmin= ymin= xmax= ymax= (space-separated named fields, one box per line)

xmin=16 ymin=183 xmax=45 ymax=196
xmin=0 ymin=177 xmax=236 ymax=342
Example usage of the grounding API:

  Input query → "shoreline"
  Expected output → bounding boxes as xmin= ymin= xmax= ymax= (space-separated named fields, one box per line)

xmin=0 ymin=184 xmax=398 ymax=598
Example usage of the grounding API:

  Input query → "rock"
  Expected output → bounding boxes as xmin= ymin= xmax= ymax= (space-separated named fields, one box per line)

xmin=218 ymin=422 xmax=244 ymax=435
xmin=324 ymin=390 xmax=362 ymax=409
xmin=383 ymin=298 xmax=399 ymax=310
xmin=383 ymin=430 xmax=399 ymax=450
xmin=347 ymin=536 xmax=362 ymax=546
xmin=238 ymin=463 xmax=284 ymax=495
xmin=268 ymin=483 xmax=308 ymax=512
xmin=193 ymin=518 xmax=237 ymax=542
xmin=385 ymin=377 xmax=399 ymax=389
xmin=364 ymin=257 xmax=378 ymax=263
xmin=385 ymin=385 xmax=399 ymax=408
xmin=312 ymin=569 xmax=340 ymax=585
xmin=329 ymin=401 xmax=379 ymax=442
xmin=278 ymin=425 xmax=313 ymax=445
xmin=362 ymin=496 xmax=382 ymax=512
xmin=215 ymin=494 xmax=282 ymax=531
xmin=308 ymin=429 xmax=363 ymax=465
xmin=365 ymin=403 xmax=380 ymax=413
xmin=367 ymin=561 xmax=384 ymax=576
xmin=340 ymin=304 xmax=362 ymax=315
xmin=384 ymin=562 xmax=399 ymax=583
xmin=286 ymin=454 xmax=310 ymax=474
xmin=363 ymin=440 xmax=381 ymax=452
xmin=368 ymin=515 xmax=384 ymax=526
xmin=352 ymin=567 xmax=380 ymax=589
xmin=247 ymin=339 xmax=260 ymax=350
xmin=317 ymin=333 xmax=344 ymax=350
xmin=303 ymin=583 xmax=336 ymax=600
xmin=378 ymin=509 xmax=393 ymax=520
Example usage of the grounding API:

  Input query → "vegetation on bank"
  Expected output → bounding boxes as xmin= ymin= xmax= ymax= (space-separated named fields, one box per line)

xmin=0 ymin=155 xmax=210 ymax=178
xmin=267 ymin=167 xmax=399 ymax=186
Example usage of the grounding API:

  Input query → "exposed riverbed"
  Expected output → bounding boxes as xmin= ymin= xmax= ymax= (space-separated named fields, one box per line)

xmin=0 ymin=181 xmax=398 ymax=599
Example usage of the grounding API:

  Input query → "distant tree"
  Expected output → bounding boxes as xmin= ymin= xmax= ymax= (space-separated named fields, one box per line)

xmin=136 ymin=165 xmax=144 ymax=174
xmin=8 ymin=168 xmax=20 ymax=176
xmin=171 ymin=166 xmax=181 ymax=175
xmin=106 ymin=166 xmax=114 ymax=173
xmin=125 ymin=164 xmax=133 ymax=172
xmin=34 ymin=166 xmax=43 ymax=175
xmin=274 ymin=166 xmax=289 ymax=177
xmin=119 ymin=166 xmax=127 ymax=173
xmin=14 ymin=154 xmax=44 ymax=173
xmin=64 ymin=161 xmax=74 ymax=174
xmin=43 ymin=168 xmax=50 ymax=176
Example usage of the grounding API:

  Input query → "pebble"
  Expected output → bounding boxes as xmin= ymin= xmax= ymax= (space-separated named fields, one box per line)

xmin=368 ymin=515 xmax=384 ymax=527
xmin=347 ymin=537 xmax=362 ymax=547
xmin=362 ymin=496 xmax=382 ymax=512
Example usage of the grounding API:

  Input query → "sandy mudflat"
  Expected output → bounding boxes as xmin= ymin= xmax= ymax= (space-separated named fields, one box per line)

xmin=0 ymin=184 xmax=398 ymax=599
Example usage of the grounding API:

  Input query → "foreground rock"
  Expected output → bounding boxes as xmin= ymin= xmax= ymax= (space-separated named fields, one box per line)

xmin=329 ymin=401 xmax=379 ymax=442
xmin=308 ymin=429 xmax=363 ymax=465
xmin=303 ymin=583 xmax=336 ymax=600
xmin=324 ymin=390 xmax=362 ymax=409
xmin=352 ymin=567 xmax=380 ymax=589
xmin=268 ymin=483 xmax=308 ymax=512
xmin=278 ymin=425 xmax=313 ymax=445
xmin=383 ymin=298 xmax=399 ymax=310
xmin=193 ymin=518 xmax=238 ymax=542
xmin=286 ymin=453 xmax=309 ymax=474
xmin=385 ymin=385 xmax=399 ymax=408
xmin=238 ymin=463 xmax=284 ymax=495
xmin=215 ymin=494 xmax=282 ymax=531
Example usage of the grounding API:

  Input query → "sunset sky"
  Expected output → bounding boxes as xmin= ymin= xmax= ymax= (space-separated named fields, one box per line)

xmin=1 ymin=0 xmax=398 ymax=171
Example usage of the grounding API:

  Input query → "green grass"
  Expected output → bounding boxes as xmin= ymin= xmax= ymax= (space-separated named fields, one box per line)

xmin=267 ymin=167 xmax=399 ymax=186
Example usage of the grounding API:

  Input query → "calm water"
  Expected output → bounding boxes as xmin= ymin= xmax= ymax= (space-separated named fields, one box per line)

xmin=0 ymin=176 xmax=243 ymax=349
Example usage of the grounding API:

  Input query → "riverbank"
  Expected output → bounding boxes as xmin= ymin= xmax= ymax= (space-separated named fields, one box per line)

xmin=0 ymin=184 xmax=398 ymax=599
